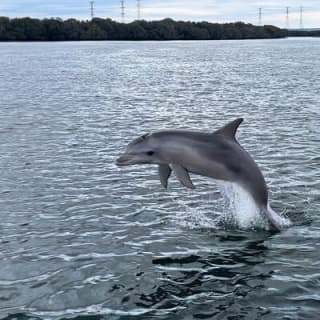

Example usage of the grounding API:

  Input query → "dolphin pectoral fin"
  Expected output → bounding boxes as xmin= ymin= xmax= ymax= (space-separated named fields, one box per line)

xmin=158 ymin=164 xmax=172 ymax=189
xmin=171 ymin=164 xmax=195 ymax=189
xmin=214 ymin=118 xmax=243 ymax=139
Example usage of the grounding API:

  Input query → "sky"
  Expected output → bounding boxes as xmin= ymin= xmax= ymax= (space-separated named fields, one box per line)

xmin=1 ymin=0 xmax=319 ymax=28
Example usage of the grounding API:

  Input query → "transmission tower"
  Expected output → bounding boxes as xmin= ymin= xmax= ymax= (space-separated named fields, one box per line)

xmin=90 ymin=1 xmax=94 ymax=19
xmin=299 ymin=6 xmax=303 ymax=29
xmin=137 ymin=0 xmax=141 ymax=20
xmin=121 ymin=0 xmax=125 ymax=23
xmin=285 ymin=6 xmax=290 ymax=29
xmin=258 ymin=8 xmax=262 ymax=26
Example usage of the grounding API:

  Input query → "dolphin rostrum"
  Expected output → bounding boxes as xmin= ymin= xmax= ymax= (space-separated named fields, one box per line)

xmin=116 ymin=118 xmax=287 ymax=231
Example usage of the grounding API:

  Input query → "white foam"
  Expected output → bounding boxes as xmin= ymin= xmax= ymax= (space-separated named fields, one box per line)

xmin=217 ymin=181 xmax=291 ymax=230
xmin=216 ymin=181 xmax=266 ymax=229
xmin=172 ymin=181 xmax=291 ymax=231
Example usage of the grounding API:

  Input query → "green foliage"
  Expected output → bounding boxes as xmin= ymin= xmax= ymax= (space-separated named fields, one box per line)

xmin=0 ymin=17 xmax=289 ymax=41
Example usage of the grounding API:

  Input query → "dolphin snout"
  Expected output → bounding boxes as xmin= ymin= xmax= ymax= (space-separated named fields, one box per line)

xmin=115 ymin=154 xmax=132 ymax=166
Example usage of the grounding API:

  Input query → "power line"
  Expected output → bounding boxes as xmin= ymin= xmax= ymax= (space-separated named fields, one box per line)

xmin=299 ymin=6 xmax=303 ymax=29
xmin=258 ymin=7 xmax=262 ymax=26
xmin=285 ymin=6 xmax=290 ymax=29
xmin=137 ymin=0 xmax=141 ymax=20
xmin=90 ymin=1 xmax=94 ymax=19
xmin=121 ymin=0 xmax=125 ymax=23
xmin=90 ymin=3 xmax=311 ymax=29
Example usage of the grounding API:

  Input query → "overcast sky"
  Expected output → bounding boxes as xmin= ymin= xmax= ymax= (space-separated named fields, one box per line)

xmin=1 ymin=0 xmax=319 ymax=28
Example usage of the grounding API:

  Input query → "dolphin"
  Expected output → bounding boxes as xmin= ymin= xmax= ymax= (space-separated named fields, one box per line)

xmin=116 ymin=118 xmax=287 ymax=231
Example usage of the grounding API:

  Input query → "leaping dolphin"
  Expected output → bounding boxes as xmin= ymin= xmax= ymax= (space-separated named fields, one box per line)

xmin=116 ymin=118 xmax=287 ymax=231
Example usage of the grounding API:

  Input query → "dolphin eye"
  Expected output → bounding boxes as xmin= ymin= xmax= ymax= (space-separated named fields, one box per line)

xmin=146 ymin=151 xmax=154 ymax=156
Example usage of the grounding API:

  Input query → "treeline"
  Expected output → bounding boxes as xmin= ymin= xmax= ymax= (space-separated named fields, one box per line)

xmin=288 ymin=29 xmax=320 ymax=37
xmin=0 ymin=17 xmax=289 ymax=41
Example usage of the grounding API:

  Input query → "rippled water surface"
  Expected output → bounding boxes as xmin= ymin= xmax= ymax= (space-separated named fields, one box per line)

xmin=0 ymin=39 xmax=319 ymax=320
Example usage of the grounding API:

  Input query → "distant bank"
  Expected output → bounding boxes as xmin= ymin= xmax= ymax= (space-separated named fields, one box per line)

xmin=288 ymin=28 xmax=320 ymax=37
xmin=0 ymin=17 xmax=288 ymax=41
xmin=0 ymin=17 xmax=318 ymax=42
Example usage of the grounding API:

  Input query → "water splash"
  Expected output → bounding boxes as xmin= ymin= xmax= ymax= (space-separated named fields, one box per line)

xmin=217 ymin=181 xmax=266 ymax=229
xmin=217 ymin=181 xmax=291 ymax=230
xmin=173 ymin=199 xmax=219 ymax=230
xmin=173 ymin=181 xmax=291 ymax=231
xmin=266 ymin=203 xmax=291 ymax=229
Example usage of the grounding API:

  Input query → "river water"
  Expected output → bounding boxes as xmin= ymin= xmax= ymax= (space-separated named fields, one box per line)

xmin=0 ymin=38 xmax=319 ymax=320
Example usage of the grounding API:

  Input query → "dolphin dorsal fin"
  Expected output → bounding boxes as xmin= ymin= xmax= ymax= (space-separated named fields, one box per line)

xmin=214 ymin=118 xmax=243 ymax=139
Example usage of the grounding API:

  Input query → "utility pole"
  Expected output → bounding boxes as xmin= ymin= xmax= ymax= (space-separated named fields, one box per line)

xmin=285 ymin=6 xmax=290 ymax=29
xmin=137 ymin=0 xmax=141 ymax=20
xmin=258 ymin=8 xmax=262 ymax=26
xmin=90 ymin=1 xmax=94 ymax=19
xmin=121 ymin=0 xmax=125 ymax=23
xmin=299 ymin=6 xmax=303 ymax=29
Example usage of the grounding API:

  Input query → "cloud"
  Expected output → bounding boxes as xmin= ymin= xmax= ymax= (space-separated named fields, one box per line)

xmin=0 ymin=0 xmax=319 ymax=28
xmin=137 ymin=7 xmax=221 ymax=20
xmin=261 ymin=10 xmax=320 ymax=28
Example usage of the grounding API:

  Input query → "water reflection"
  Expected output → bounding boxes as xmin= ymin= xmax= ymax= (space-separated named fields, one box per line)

xmin=135 ymin=232 xmax=271 ymax=317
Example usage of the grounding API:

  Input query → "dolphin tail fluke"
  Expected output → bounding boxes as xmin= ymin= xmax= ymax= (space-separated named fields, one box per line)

xmin=263 ymin=204 xmax=291 ymax=231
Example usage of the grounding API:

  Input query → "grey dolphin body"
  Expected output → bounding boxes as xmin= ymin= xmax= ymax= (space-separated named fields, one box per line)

xmin=116 ymin=118 xmax=284 ymax=230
